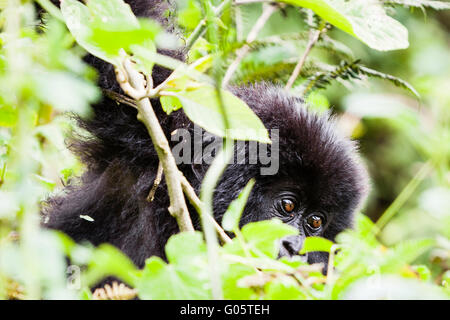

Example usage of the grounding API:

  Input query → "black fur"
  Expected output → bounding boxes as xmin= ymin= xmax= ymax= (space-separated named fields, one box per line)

xmin=43 ymin=0 xmax=369 ymax=270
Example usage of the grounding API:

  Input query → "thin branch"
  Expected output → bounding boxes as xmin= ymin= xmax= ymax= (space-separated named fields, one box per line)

xmin=147 ymin=161 xmax=164 ymax=202
xmin=234 ymin=0 xmax=273 ymax=4
xmin=285 ymin=28 xmax=322 ymax=90
xmin=374 ymin=161 xmax=432 ymax=233
xmin=36 ymin=0 xmax=64 ymax=22
xmin=185 ymin=0 xmax=232 ymax=51
xmin=103 ymin=89 xmax=137 ymax=109
xmin=222 ymin=3 xmax=277 ymax=87
xmin=180 ymin=176 xmax=232 ymax=244
xmin=116 ymin=54 xmax=194 ymax=232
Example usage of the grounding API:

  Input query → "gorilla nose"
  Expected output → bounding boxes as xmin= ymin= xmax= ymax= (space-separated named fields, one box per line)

xmin=278 ymin=235 xmax=305 ymax=258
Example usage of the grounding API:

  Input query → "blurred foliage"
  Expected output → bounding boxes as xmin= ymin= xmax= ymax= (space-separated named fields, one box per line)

xmin=0 ymin=0 xmax=448 ymax=300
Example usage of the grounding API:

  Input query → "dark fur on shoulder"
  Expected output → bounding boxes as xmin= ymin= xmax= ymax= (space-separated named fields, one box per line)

xmin=43 ymin=0 xmax=369 ymax=270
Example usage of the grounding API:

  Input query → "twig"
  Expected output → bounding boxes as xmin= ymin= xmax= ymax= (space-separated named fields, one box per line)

xmin=234 ymin=0 xmax=272 ymax=4
xmin=374 ymin=161 xmax=432 ymax=233
xmin=36 ymin=0 xmax=64 ymax=22
xmin=180 ymin=176 xmax=232 ymax=244
xmin=116 ymin=53 xmax=194 ymax=232
xmin=200 ymin=137 xmax=235 ymax=300
xmin=222 ymin=3 xmax=277 ymax=87
xmin=285 ymin=28 xmax=322 ymax=90
xmin=103 ymin=89 xmax=137 ymax=109
xmin=185 ymin=0 xmax=232 ymax=51
xmin=147 ymin=161 xmax=164 ymax=202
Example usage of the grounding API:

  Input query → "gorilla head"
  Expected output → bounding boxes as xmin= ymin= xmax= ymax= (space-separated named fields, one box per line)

xmin=181 ymin=83 xmax=369 ymax=266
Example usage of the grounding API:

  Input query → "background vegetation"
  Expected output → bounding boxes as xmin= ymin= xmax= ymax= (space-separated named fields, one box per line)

xmin=0 ymin=0 xmax=449 ymax=300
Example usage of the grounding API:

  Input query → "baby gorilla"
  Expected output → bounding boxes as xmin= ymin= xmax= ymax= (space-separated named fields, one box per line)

xmin=43 ymin=0 xmax=369 ymax=269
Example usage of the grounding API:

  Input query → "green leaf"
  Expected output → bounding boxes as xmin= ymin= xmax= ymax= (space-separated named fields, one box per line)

xmin=241 ymin=219 xmax=298 ymax=258
xmin=130 ymin=41 xmax=156 ymax=75
xmin=299 ymin=236 xmax=334 ymax=255
xmin=61 ymin=0 xmax=160 ymax=65
xmin=61 ymin=0 xmax=113 ymax=63
xmin=83 ymin=244 xmax=138 ymax=287
xmin=88 ymin=0 xmax=140 ymax=30
xmin=222 ymin=179 xmax=255 ymax=232
xmin=164 ymin=231 xmax=207 ymax=265
xmin=137 ymin=232 xmax=212 ymax=299
xmin=33 ymin=70 xmax=98 ymax=116
xmin=382 ymin=0 xmax=450 ymax=10
xmin=341 ymin=275 xmax=448 ymax=299
xmin=177 ymin=0 xmax=202 ymax=31
xmin=281 ymin=0 xmax=409 ymax=51
xmin=137 ymin=256 xmax=211 ymax=299
xmin=265 ymin=277 xmax=308 ymax=300
xmin=177 ymin=85 xmax=271 ymax=143
xmin=222 ymin=263 xmax=258 ymax=300
xmin=160 ymin=95 xmax=183 ymax=115
xmin=0 ymin=104 xmax=18 ymax=127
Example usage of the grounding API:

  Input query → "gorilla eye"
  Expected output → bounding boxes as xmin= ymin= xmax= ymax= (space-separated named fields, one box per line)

xmin=281 ymin=199 xmax=296 ymax=214
xmin=306 ymin=215 xmax=323 ymax=230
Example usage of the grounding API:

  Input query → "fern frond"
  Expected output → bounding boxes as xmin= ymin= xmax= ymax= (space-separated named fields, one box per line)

xmin=358 ymin=66 xmax=420 ymax=98
xmin=381 ymin=0 xmax=450 ymax=10
xmin=301 ymin=60 xmax=420 ymax=98
xmin=301 ymin=60 xmax=363 ymax=94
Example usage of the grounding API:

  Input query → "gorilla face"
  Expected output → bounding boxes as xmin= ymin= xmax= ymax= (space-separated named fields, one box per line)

xmin=256 ymin=178 xmax=335 ymax=266
xmin=240 ymin=176 xmax=340 ymax=266
xmin=265 ymin=185 xmax=328 ymax=257
xmin=206 ymin=84 xmax=370 ymax=267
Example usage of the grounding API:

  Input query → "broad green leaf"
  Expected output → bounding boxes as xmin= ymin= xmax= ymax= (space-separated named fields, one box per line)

xmin=160 ymin=95 xmax=183 ymax=115
xmin=281 ymin=0 xmax=409 ymax=51
xmin=61 ymin=0 xmax=114 ymax=64
xmin=165 ymin=231 xmax=207 ymax=264
xmin=177 ymin=85 xmax=271 ymax=143
xmin=190 ymin=55 xmax=213 ymax=73
xmin=241 ymin=219 xmax=298 ymax=258
xmin=88 ymin=0 xmax=139 ymax=30
xmin=33 ymin=70 xmax=98 ymax=116
xmin=61 ymin=0 xmax=160 ymax=65
xmin=341 ymin=275 xmax=449 ymax=299
xmin=177 ymin=0 xmax=203 ymax=31
xmin=222 ymin=179 xmax=255 ymax=232
xmin=299 ymin=236 xmax=334 ymax=255
xmin=130 ymin=41 xmax=156 ymax=75
xmin=137 ymin=256 xmax=211 ymax=299
xmin=0 ymin=104 xmax=18 ymax=127
xmin=222 ymin=263 xmax=258 ymax=300
xmin=89 ymin=19 xmax=160 ymax=57
xmin=137 ymin=232 xmax=211 ymax=299
xmin=83 ymin=244 xmax=138 ymax=287
xmin=265 ymin=277 xmax=308 ymax=300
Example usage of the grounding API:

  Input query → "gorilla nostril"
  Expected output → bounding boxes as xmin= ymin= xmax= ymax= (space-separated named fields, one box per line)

xmin=281 ymin=240 xmax=298 ymax=256
xmin=279 ymin=235 xmax=306 ymax=258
